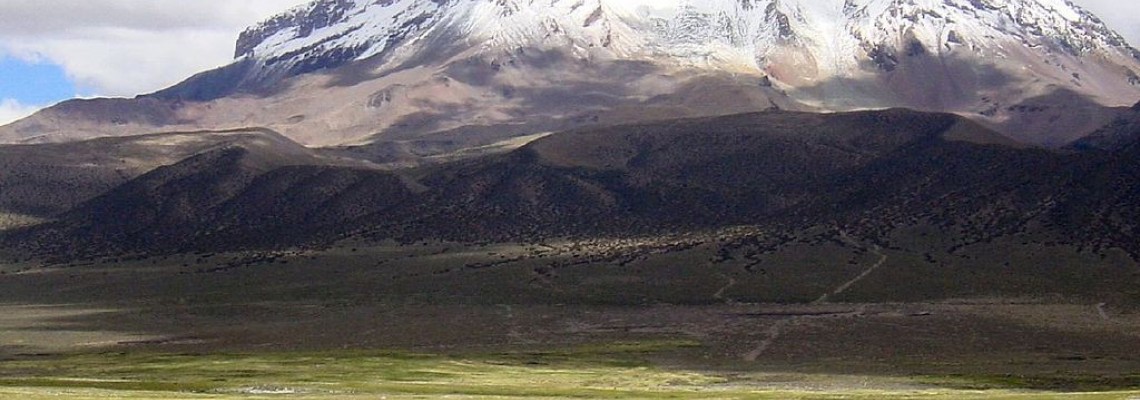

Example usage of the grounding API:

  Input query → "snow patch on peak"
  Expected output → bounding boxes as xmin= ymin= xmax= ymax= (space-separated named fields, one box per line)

xmin=237 ymin=0 xmax=1138 ymax=74
xmin=458 ymin=0 xmax=632 ymax=54
xmin=1034 ymin=0 xmax=1082 ymax=21
xmin=227 ymin=0 xmax=1140 ymax=114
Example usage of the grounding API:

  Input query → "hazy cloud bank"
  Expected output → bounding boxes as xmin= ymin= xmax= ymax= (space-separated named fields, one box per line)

xmin=0 ymin=0 xmax=308 ymax=97
xmin=0 ymin=98 xmax=40 ymax=125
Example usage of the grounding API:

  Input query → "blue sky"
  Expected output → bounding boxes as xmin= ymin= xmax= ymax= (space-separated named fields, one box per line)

xmin=0 ymin=55 xmax=81 ymax=124
xmin=0 ymin=0 xmax=307 ymax=124
xmin=0 ymin=0 xmax=1137 ymax=125
xmin=0 ymin=56 xmax=82 ymax=104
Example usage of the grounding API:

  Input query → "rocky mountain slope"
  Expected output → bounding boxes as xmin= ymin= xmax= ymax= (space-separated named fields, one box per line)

xmin=1 ymin=131 xmax=400 ymax=256
xmin=7 ymin=108 xmax=1139 ymax=262
xmin=1070 ymin=100 xmax=1140 ymax=150
xmin=234 ymin=0 xmax=1140 ymax=101
xmin=0 ymin=128 xmax=325 ymax=228
xmin=2 ymin=0 xmax=1139 ymax=150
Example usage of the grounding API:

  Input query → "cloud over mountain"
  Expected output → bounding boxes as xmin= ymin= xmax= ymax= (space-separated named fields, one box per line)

xmin=0 ymin=98 xmax=38 ymax=125
xmin=0 ymin=0 xmax=307 ymax=97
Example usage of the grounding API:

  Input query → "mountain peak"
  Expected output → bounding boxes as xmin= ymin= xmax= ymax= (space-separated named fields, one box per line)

xmin=234 ymin=0 xmax=1138 ymax=78
xmin=5 ymin=0 xmax=1140 ymax=148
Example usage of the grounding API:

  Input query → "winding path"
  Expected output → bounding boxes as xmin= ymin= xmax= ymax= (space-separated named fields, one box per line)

xmin=743 ymin=319 xmax=792 ymax=362
xmin=713 ymin=275 xmax=737 ymax=303
xmin=814 ymin=244 xmax=887 ymax=304
xmin=742 ymin=235 xmax=888 ymax=361
xmin=1096 ymin=303 xmax=1110 ymax=321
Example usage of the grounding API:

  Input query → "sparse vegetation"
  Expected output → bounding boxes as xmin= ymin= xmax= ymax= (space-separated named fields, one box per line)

xmin=1 ymin=345 xmax=1139 ymax=399
xmin=1 ymin=238 xmax=1138 ymax=398
xmin=1 ymin=110 xmax=1139 ymax=399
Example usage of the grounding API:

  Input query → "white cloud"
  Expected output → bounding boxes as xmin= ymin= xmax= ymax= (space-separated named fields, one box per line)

xmin=0 ymin=98 xmax=41 ymax=126
xmin=3 ymin=29 xmax=238 ymax=98
xmin=0 ymin=0 xmax=309 ymax=98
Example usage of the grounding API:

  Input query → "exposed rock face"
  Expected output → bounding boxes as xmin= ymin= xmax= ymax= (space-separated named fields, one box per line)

xmin=227 ymin=0 xmax=1140 ymax=103
xmin=235 ymin=0 xmax=358 ymax=59
xmin=3 ymin=0 xmax=1140 ymax=149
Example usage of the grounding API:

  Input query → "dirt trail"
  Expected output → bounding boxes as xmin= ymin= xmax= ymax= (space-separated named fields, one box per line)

xmin=743 ymin=319 xmax=792 ymax=361
xmin=713 ymin=275 xmax=737 ymax=303
xmin=743 ymin=233 xmax=887 ymax=361
xmin=814 ymin=244 xmax=887 ymax=304
xmin=1097 ymin=303 xmax=1110 ymax=321
xmin=740 ymin=306 xmax=871 ymax=362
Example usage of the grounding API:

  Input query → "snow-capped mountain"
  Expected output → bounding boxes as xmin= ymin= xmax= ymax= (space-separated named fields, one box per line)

xmin=234 ymin=0 xmax=1140 ymax=97
xmin=3 ymin=0 xmax=1140 ymax=149
xmin=238 ymin=0 xmax=1138 ymax=70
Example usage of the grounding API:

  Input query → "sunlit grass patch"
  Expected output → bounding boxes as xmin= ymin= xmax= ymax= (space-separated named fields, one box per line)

xmin=1 ymin=341 xmax=1139 ymax=399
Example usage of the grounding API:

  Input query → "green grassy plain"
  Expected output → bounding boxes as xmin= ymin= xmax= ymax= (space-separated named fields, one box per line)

xmin=2 ymin=345 xmax=1139 ymax=400
xmin=1 ymin=234 xmax=1138 ymax=399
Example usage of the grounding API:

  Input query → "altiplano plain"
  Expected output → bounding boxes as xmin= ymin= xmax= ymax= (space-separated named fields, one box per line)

xmin=1 ymin=233 xmax=1138 ymax=398
xmin=3 ymin=0 xmax=1140 ymax=398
